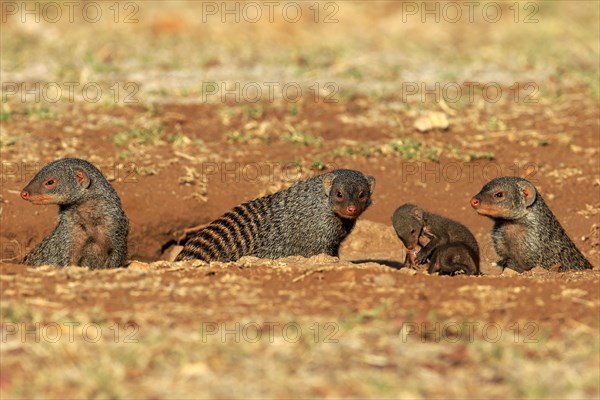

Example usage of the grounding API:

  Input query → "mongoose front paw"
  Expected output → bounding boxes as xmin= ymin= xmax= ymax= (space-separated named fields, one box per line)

xmin=415 ymin=252 xmax=428 ymax=264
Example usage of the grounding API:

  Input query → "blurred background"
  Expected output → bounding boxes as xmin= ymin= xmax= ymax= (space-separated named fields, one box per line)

xmin=2 ymin=1 xmax=598 ymax=106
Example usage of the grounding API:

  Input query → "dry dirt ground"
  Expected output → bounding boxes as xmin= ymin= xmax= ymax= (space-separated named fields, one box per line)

xmin=1 ymin=2 xmax=599 ymax=399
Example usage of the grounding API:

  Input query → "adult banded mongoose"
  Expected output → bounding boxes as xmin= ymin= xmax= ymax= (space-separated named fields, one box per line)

xmin=392 ymin=203 xmax=480 ymax=275
xmin=175 ymin=169 xmax=376 ymax=262
xmin=20 ymin=158 xmax=129 ymax=269
xmin=471 ymin=176 xmax=593 ymax=272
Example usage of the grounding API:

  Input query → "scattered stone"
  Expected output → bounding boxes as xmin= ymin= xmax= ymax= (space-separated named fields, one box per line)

xmin=398 ymin=267 xmax=417 ymax=276
xmin=162 ymin=245 xmax=184 ymax=262
xmin=501 ymin=268 xmax=520 ymax=276
xmin=372 ymin=273 xmax=396 ymax=287
xmin=414 ymin=111 xmax=449 ymax=132
xmin=128 ymin=261 xmax=152 ymax=271
xmin=561 ymin=288 xmax=588 ymax=298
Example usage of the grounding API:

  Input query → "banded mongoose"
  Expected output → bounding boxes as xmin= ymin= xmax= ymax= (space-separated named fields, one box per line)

xmin=392 ymin=204 xmax=480 ymax=275
xmin=471 ymin=176 xmax=593 ymax=272
xmin=20 ymin=158 xmax=129 ymax=269
xmin=391 ymin=204 xmax=430 ymax=268
xmin=175 ymin=169 xmax=376 ymax=262
xmin=428 ymin=242 xmax=480 ymax=276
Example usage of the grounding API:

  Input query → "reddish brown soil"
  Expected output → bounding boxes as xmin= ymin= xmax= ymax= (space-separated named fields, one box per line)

xmin=1 ymin=259 xmax=599 ymax=330
xmin=1 ymin=95 xmax=599 ymax=331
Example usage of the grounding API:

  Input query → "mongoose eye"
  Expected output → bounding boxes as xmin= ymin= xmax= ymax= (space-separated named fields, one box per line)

xmin=44 ymin=179 xmax=56 ymax=187
xmin=410 ymin=229 xmax=415 ymax=234
xmin=494 ymin=191 xmax=504 ymax=199
xmin=336 ymin=190 xmax=343 ymax=199
xmin=358 ymin=191 xmax=365 ymax=200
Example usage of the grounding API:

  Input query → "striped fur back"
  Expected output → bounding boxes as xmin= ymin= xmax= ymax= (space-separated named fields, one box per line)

xmin=175 ymin=169 xmax=375 ymax=263
xmin=175 ymin=196 xmax=271 ymax=262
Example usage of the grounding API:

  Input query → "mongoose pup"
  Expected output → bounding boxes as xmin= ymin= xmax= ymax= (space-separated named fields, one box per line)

xmin=392 ymin=204 xmax=480 ymax=275
xmin=428 ymin=242 xmax=480 ymax=276
xmin=175 ymin=169 xmax=376 ymax=262
xmin=391 ymin=204 xmax=430 ymax=268
xmin=20 ymin=158 xmax=129 ymax=269
xmin=471 ymin=176 xmax=593 ymax=272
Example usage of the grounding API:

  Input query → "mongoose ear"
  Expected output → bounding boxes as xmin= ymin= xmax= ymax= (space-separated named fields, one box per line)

xmin=366 ymin=175 xmax=376 ymax=194
xmin=323 ymin=174 xmax=335 ymax=195
xmin=521 ymin=182 xmax=536 ymax=207
xmin=412 ymin=207 xmax=423 ymax=220
xmin=76 ymin=170 xmax=91 ymax=189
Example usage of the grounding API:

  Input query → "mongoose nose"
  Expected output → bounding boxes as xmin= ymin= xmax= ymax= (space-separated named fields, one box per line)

xmin=347 ymin=205 xmax=357 ymax=214
xmin=20 ymin=190 xmax=29 ymax=200
xmin=470 ymin=198 xmax=480 ymax=208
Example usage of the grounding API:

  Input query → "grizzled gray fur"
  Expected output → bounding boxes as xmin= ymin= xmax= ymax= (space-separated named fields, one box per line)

xmin=176 ymin=169 xmax=375 ymax=262
xmin=21 ymin=158 xmax=128 ymax=269
xmin=471 ymin=176 xmax=593 ymax=272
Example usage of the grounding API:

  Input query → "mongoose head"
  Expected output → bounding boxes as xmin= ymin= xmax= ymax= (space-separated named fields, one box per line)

xmin=470 ymin=176 xmax=538 ymax=220
xmin=323 ymin=170 xmax=375 ymax=219
xmin=392 ymin=203 xmax=424 ymax=250
xmin=20 ymin=158 xmax=95 ymax=205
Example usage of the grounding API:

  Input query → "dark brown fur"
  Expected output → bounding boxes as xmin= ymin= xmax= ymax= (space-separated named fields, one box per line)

xmin=392 ymin=204 xmax=480 ymax=275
